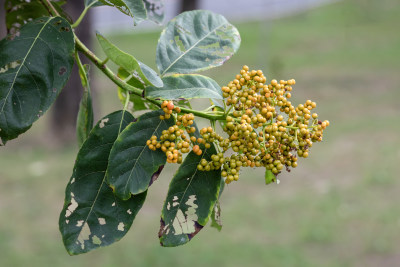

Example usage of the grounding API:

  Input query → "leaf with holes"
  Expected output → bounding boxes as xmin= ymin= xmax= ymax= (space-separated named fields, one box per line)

xmin=5 ymin=0 xmax=48 ymax=34
xmin=159 ymin=143 xmax=221 ymax=247
xmin=5 ymin=0 xmax=67 ymax=34
xmin=146 ymin=74 xmax=222 ymax=100
xmin=59 ymin=110 xmax=147 ymax=255
xmin=107 ymin=109 xmax=175 ymax=200
xmin=98 ymin=0 xmax=147 ymax=26
xmin=156 ymin=10 xmax=241 ymax=77
xmin=210 ymin=201 xmax=222 ymax=231
xmin=143 ymin=0 xmax=164 ymax=24
xmin=210 ymin=178 xmax=224 ymax=231
xmin=96 ymin=32 xmax=163 ymax=87
xmin=0 ymin=17 xmax=74 ymax=144
xmin=76 ymin=64 xmax=94 ymax=147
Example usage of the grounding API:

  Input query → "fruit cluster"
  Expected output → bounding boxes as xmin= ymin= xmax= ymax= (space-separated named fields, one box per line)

xmin=147 ymin=101 xmax=202 ymax=163
xmin=147 ymin=66 xmax=329 ymax=184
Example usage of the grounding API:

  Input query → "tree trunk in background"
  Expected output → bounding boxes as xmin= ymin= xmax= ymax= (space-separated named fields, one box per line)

xmin=179 ymin=0 xmax=199 ymax=13
xmin=51 ymin=0 xmax=92 ymax=144
xmin=0 ymin=0 xmax=6 ymax=39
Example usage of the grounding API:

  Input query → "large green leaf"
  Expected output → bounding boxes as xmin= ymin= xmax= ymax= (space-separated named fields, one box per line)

xmin=107 ymin=109 xmax=175 ymax=200
xmin=146 ymin=74 xmax=223 ymax=100
xmin=59 ymin=110 xmax=147 ymax=255
xmin=96 ymin=32 xmax=163 ymax=87
xmin=156 ymin=10 xmax=241 ymax=77
xmin=98 ymin=0 xmax=147 ymax=26
xmin=76 ymin=64 xmax=94 ymax=147
xmin=0 ymin=17 xmax=74 ymax=144
xmin=159 ymin=143 xmax=221 ymax=247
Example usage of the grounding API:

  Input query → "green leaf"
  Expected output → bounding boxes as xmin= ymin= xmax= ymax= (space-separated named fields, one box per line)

xmin=59 ymin=110 xmax=147 ymax=255
xmin=156 ymin=10 xmax=241 ymax=76
xmin=265 ymin=169 xmax=276 ymax=185
xmin=117 ymin=67 xmax=145 ymax=90
xmin=5 ymin=0 xmax=48 ymax=34
xmin=118 ymin=87 xmax=144 ymax=111
xmin=176 ymin=98 xmax=192 ymax=109
xmin=117 ymin=67 xmax=146 ymax=111
xmin=117 ymin=67 xmax=159 ymax=111
xmin=138 ymin=61 xmax=163 ymax=87
xmin=107 ymin=109 xmax=175 ymax=200
xmin=143 ymin=0 xmax=164 ymax=24
xmin=210 ymin=201 xmax=222 ymax=232
xmin=146 ymin=74 xmax=222 ymax=100
xmin=96 ymin=0 xmax=164 ymax=25
xmin=84 ymin=0 xmax=103 ymax=7
xmin=210 ymin=177 xmax=224 ymax=231
xmin=96 ymin=32 xmax=163 ymax=87
xmin=5 ymin=0 xmax=67 ymax=34
xmin=210 ymin=98 xmax=224 ymax=110
xmin=98 ymin=0 xmax=147 ymax=26
xmin=76 ymin=64 xmax=94 ymax=147
xmin=159 ymin=143 xmax=221 ymax=247
xmin=0 ymin=17 xmax=74 ymax=144
xmin=218 ymin=177 xmax=225 ymax=198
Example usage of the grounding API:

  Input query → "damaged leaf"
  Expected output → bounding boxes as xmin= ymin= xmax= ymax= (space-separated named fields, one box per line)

xmin=143 ymin=0 xmax=164 ymax=24
xmin=97 ymin=0 xmax=164 ymax=25
xmin=98 ymin=0 xmax=147 ymax=26
xmin=210 ymin=177 xmax=224 ymax=231
xmin=5 ymin=0 xmax=66 ymax=34
xmin=156 ymin=10 xmax=241 ymax=76
xmin=0 ymin=16 xmax=74 ymax=144
xmin=210 ymin=201 xmax=222 ymax=231
xmin=146 ymin=74 xmax=223 ymax=100
xmin=159 ymin=142 xmax=221 ymax=247
xmin=107 ymin=109 xmax=175 ymax=199
xmin=59 ymin=111 xmax=147 ymax=255
xmin=5 ymin=0 xmax=47 ymax=34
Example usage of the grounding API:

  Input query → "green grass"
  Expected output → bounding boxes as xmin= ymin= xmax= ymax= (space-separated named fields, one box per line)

xmin=1 ymin=0 xmax=400 ymax=266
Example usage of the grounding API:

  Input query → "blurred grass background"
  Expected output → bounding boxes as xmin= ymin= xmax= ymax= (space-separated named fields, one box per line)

xmin=1 ymin=0 xmax=400 ymax=266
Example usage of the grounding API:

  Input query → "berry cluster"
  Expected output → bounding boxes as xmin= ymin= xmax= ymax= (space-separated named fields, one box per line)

xmin=159 ymin=100 xmax=177 ymax=120
xmin=147 ymin=101 xmax=203 ymax=163
xmin=147 ymin=67 xmax=329 ymax=184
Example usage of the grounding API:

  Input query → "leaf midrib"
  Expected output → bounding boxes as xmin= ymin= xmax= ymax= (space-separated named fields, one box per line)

xmin=0 ymin=18 xmax=51 ymax=115
xmin=160 ymin=21 xmax=228 ymax=76
xmin=149 ymin=87 xmax=222 ymax=99
xmin=69 ymin=113 xmax=128 ymax=251
xmin=162 ymin=150 xmax=208 ymax=238
xmin=122 ymin=118 xmax=164 ymax=197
